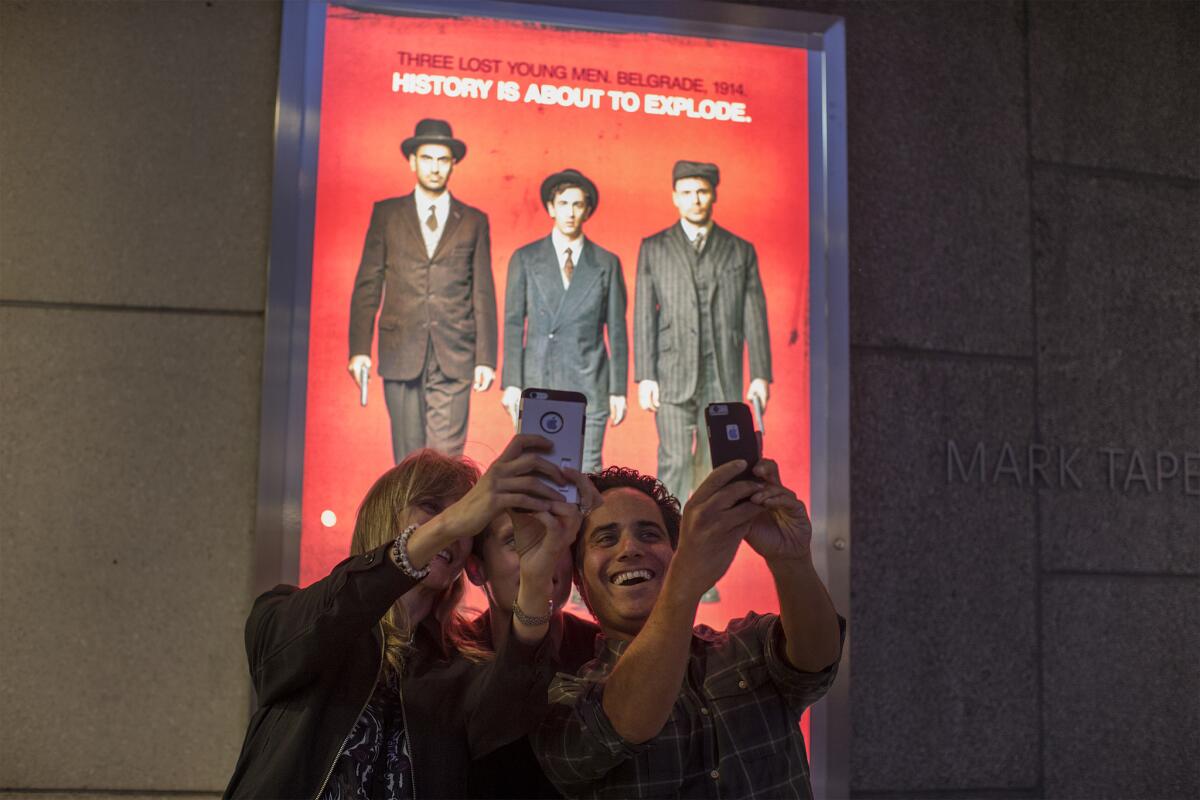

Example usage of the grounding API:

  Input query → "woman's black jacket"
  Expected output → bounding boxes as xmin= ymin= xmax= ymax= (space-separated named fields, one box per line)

xmin=222 ymin=542 xmax=556 ymax=799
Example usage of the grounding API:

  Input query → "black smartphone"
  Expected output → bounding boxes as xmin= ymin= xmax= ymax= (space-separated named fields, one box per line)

xmin=705 ymin=402 xmax=760 ymax=482
xmin=517 ymin=388 xmax=587 ymax=503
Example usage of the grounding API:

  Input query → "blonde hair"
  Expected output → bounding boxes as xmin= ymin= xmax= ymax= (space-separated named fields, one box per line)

xmin=349 ymin=449 xmax=479 ymax=675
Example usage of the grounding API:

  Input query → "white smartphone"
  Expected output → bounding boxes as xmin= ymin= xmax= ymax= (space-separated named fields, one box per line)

xmin=518 ymin=388 xmax=587 ymax=504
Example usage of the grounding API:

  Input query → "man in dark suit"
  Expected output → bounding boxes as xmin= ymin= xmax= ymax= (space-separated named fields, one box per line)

xmin=349 ymin=119 xmax=497 ymax=462
xmin=501 ymin=168 xmax=628 ymax=472
xmin=634 ymin=160 xmax=772 ymax=502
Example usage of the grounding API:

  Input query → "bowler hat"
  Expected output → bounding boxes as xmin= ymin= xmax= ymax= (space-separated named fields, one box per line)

xmin=401 ymin=118 xmax=467 ymax=161
xmin=540 ymin=168 xmax=599 ymax=212
xmin=672 ymin=160 xmax=720 ymax=188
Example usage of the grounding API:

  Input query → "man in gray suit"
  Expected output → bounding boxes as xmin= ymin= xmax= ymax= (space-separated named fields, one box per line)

xmin=501 ymin=168 xmax=628 ymax=472
xmin=348 ymin=119 xmax=497 ymax=462
xmin=634 ymin=160 xmax=772 ymax=502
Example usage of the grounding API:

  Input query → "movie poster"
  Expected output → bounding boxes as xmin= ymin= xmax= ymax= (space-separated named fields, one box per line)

xmin=300 ymin=3 xmax=811 ymax=631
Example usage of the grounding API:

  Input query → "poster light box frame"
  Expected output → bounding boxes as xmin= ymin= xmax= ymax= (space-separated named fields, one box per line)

xmin=256 ymin=1 xmax=848 ymax=795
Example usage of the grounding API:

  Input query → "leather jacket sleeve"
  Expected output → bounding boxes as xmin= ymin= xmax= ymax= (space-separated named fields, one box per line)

xmin=464 ymin=613 xmax=571 ymax=759
xmin=244 ymin=544 xmax=420 ymax=705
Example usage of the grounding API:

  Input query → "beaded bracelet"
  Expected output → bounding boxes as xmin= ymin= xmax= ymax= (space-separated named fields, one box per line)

xmin=512 ymin=597 xmax=554 ymax=627
xmin=390 ymin=523 xmax=431 ymax=580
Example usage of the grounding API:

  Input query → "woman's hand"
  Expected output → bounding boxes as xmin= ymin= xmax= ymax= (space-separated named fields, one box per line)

xmin=511 ymin=469 xmax=602 ymax=585
xmin=438 ymin=434 xmax=569 ymax=540
xmin=509 ymin=470 xmax=602 ymax=642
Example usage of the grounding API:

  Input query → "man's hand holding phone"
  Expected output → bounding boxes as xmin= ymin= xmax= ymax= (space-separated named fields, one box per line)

xmin=670 ymin=460 xmax=764 ymax=600
xmin=743 ymin=458 xmax=813 ymax=564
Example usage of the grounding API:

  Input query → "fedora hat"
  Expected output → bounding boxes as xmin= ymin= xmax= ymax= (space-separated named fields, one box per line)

xmin=540 ymin=168 xmax=599 ymax=212
xmin=401 ymin=118 xmax=467 ymax=161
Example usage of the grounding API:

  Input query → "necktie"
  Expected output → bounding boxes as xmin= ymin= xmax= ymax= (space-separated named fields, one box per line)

xmin=426 ymin=206 xmax=438 ymax=232
xmin=563 ymin=248 xmax=575 ymax=285
xmin=693 ymin=231 xmax=705 ymax=254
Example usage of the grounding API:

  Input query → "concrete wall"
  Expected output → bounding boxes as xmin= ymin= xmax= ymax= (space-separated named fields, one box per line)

xmin=1 ymin=1 xmax=1195 ymax=798
xmin=793 ymin=1 xmax=1199 ymax=798
xmin=0 ymin=1 xmax=279 ymax=796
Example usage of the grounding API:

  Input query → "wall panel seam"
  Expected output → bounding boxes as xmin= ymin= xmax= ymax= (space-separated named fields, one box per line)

xmin=850 ymin=343 xmax=1032 ymax=366
xmin=1043 ymin=570 xmax=1200 ymax=581
xmin=1030 ymin=159 xmax=1199 ymax=189
xmin=1022 ymin=1 xmax=1046 ymax=796
xmin=0 ymin=300 xmax=264 ymax=318
xmin=848 ymin=787 xmax=1041 ymax=800
xmin=0 ymin=792 xmax=221 ymax=797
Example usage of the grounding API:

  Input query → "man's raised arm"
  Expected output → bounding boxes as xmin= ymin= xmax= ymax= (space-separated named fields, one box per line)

xmin=601 ymin=462 xmax=763 ymax=743
xmin=746 ymin=459 xmax=842 ymax=672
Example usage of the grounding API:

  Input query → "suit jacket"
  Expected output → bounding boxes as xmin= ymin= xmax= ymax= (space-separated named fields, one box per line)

xmin=349 ymin=193 xmax=497 ymax=382
xmin=501 ymin=235 xmax=628 ymax=409
xmin=633 ymin=222 xmax=771 ymax=404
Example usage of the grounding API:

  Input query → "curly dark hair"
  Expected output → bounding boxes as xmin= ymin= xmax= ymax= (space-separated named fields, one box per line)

xmin=569 ymin=467 xmax=681 ymax=616
xmin=585 ymin=466 xmax=681 ymax=549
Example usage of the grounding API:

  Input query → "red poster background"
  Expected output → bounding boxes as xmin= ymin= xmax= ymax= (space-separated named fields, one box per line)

xmin=302 ymin=8 xmax=810 ymax=634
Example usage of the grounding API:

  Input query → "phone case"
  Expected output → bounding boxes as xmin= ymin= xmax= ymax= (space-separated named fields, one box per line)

xmin=705 ymin=402 xmax=760 ymax=481
xmin=518 ymin=388 xmax=587 ymax=503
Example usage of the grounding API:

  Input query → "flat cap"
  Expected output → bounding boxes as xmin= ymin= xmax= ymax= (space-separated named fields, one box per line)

xmin=672 ymin=160 xmax=719 ymax=188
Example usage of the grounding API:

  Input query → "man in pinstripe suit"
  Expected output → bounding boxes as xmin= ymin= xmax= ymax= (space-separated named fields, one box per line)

xmin=634 ymin=160 xmax=772 ymax=503
xmin=501 ymin=169 xmax=629 ymax=472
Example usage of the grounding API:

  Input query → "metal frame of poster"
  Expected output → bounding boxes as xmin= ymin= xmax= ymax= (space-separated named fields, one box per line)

xmin=255 ymin=0 xmax=848 ymax=795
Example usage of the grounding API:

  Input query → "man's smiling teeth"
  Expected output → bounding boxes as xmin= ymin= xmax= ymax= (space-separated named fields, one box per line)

xmin=611 ymin=569 xmax=654 ymax=586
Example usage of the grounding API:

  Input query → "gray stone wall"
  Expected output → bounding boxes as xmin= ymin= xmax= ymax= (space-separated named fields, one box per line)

xmin=778 ymin=1 xmax=1199 ymax=798
xmin=0 ymin=0 xmax=279 ymax=796
xmin=0 ymin=1 xmax=1194 ymax=798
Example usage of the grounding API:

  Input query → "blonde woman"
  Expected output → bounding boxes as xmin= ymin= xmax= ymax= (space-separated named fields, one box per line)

xmin=224 ymin=434 xmax=596 ymax=799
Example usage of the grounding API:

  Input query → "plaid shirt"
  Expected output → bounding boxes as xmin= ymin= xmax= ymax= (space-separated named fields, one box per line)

xmin=533 ymin=612 xmax=844 ymax=800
